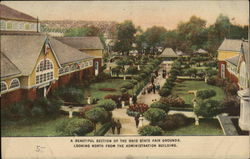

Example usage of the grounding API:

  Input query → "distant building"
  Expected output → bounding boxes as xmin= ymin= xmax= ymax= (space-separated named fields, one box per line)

xmin=193 ymin=48 xmax=209 ymax=56
xmin=225 ymin=55 xmax=239 ymax=86
xmin=217 ymin=38 xmax=242 ymax=79
xmin=0 ymin=4 xmax=40 ymax=35
xmin=158 ymin=48 xmax=178 ymax=59
xmin=55 ymin=37 xmax=104 ymax=76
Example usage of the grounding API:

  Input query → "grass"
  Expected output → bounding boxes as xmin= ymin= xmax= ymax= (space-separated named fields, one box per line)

xmin=1 ymin=115 xmax=67 ymax=137
xmin=164 ymin=118 xmax=224 ymax=136
xmin=81 ymin=79 xmax=132 ymax=101
xmin=172 ymin=80 xmax=225 ymax=106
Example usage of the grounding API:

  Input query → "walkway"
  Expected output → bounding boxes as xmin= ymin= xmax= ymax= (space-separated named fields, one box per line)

xmin=106 ymin=63 xmax=169 ymax=136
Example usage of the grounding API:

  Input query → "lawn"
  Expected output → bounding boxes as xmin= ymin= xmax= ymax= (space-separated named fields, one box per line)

xmin=172 ymin=80 xmax=225 ymax=107
xmin=164 ymin=118 xmax=224 ymax=136
xmin=1 ymin=115 xmax=105 ymax=137
xmin=1 ymin=115 xmax=67 ymax=137
xmin=81 ymin=79 xmax=132 ymax=101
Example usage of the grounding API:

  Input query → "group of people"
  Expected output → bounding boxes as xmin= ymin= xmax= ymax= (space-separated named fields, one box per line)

xmin=111 ymin=119 xmax=122 ymax=135
xmin=162 ymin=69 xmax=168 ymax=78
xmin=141 ymin=70 xmax=161 ymax=95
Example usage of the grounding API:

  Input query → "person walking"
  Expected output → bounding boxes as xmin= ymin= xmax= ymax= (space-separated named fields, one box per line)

xmin=134 ymin=114 xmax=140 ymax=128
xmin=116 ymin=120 xmax=122 ymax=135
xmin=152 ymin=83 xmax=156 ymax=94
xmin=111 ymin=118 xmax=116 ymax=134
xmin=132 ymin=94 xmax=137 ymax=104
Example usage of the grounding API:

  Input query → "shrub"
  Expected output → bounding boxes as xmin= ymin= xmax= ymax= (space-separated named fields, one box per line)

xmin=121 ymin=82 xmax=134 ymax=89
xmin=127 ymin=103 xmax=149 ymax=115
xmin=8 ymin=102 xmax=29 ymax=119
xmin=80 ymin=105 xmax=94 ymax=117
xmin=224 ymin=82 xmax=238 ymax=96
xmin=206 ymin=69 xmax=218 ymax=76
xmin=144 ymin=108 xmax=167 ymax=125
xmin=196 ymin=89 xmax=216 ymax=99
xmin=127 ymin=109 xmax=140 ymax=117
xmin=104 ymin=94 xmax=121 ymax=104
xmin=126 ymin=66 xmax=139 ymax=75
xmin=120 ymin=88 xmax=128 ymax=94
xmin=56 ymin=118 xmax=94 ymax=136
xmin=31 ymin=106 xmax=45 ymax=117
xmin=53 ymin=86 xmax=83 ymax=103
xmin=160 ymin=97 xmax=185 ymax=107
xmin=129 ymin=79 xmax=138 ymax=85
xmin=222 ymin=97 xmax=240 ymax=116
xmin=159 ymin=88 xmax=171 ymax=97
xmin=99 ymin=88 xmax=117 ymax=91
xmin=207 ymin=76 xmax=217 ymax=85
xmin=138 ymin=125 xmax=163 ymax=136
xmin=96 ymin=99 xmax=117 ymax=111
xmin=194 ymin=99 xmax=224 ymax=117
xmin=85 ymin=107 xmax=108 ymax=124
xmin=158 ymin=117 xmax=176 ymax=130
xmin=150 ymin=102 xmax=169 ymax=113
xmin=46 ymin=98 xmax=63 ymax=115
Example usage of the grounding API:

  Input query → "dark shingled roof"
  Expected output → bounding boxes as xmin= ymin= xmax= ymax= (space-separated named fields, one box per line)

xmin=218 ymin=39 xmax=242 ymax=52
xmin=1 ymin=52 xmax=21 ymax=78
xmin=0 ymin=4 xmax=37 ymax=22
xmin=55 ymin=37 xmax=104 ymax=50
xmin=225 ymin=55 xmax=239 ymax=66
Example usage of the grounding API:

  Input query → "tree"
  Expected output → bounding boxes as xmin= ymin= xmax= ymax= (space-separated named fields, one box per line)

xmin=144 ymin=26 xmax=167 ymax=54
xmin=194 ymin=99 xmax=224 ymax=117
xmin=114 ymin=20 xmax=137 ymax=55
xmin=144 ymin=108 xmax=167 ymax=125
xmin=85 ymin=107 xmax=108 ymax=131
xmin=96 ymin=99 xmax=116 ymax=111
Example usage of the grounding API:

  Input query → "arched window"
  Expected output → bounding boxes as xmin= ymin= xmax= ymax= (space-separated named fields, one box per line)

xmin=35 ymin=59 xmax=54 ymax=84
xmin=1 ymin=81 xmax=8 ymax=92
xmin=10 ymin=78 xmax=20 ymax=89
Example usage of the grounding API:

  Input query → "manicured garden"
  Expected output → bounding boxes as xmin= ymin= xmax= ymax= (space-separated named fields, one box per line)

xmin=164 ymin=118 xmax=224 ymax=136
xmin=171 ymin=80 xmax=225 ymax=106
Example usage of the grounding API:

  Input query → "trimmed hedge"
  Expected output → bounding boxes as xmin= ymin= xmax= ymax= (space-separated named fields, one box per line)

xmin=196 ymin=89 xmax=216 ymax=99
xmin=138 ymin=125 xmax=163 ymax=136
xmin=94 ymin=122 xmax=112 ymax=136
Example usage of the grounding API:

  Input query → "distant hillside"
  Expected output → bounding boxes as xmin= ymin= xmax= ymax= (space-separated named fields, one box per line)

xmin=41 ymin=20 xmax=117 ymax=38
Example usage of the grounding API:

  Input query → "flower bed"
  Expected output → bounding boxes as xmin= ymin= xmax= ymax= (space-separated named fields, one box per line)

xmin=99 ymin=88 xmax=117 ymax=91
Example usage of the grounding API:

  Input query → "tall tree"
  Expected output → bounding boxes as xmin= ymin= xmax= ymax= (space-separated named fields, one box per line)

xmin=144 ymin=26 xmax=167 ymax=54
xmin=113 ymin=20 xmax=137 ymax=55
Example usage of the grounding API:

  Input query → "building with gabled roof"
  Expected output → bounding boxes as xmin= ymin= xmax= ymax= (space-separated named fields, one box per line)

xmin=1 ymin=34 xmax=95 ymax=107
xmin=217 ymin=38 xmax=242 ymax=79
xmin=0 ymin=4 xmax=40 ymax=35
xmin=158 ymin=48 xmax=178 ymax=58
xmin=55 ymin=36 xmax=104 ymax=76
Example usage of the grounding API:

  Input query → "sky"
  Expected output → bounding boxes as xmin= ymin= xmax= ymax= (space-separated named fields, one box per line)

xmin=2 ymin=1 xmax=249 ymax=30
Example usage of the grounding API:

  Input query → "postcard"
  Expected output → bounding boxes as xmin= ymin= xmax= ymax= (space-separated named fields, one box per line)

xmin=1 ymin=1 xmax=249 ymax=159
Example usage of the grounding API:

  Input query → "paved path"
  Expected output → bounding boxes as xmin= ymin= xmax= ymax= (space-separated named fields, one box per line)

xmin=106 ymin=106 xmax=149 ymax=136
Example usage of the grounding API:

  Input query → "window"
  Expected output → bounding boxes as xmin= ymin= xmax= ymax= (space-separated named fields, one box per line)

xmin=13 ymin=22 xmax=18 ymax=30
xmin=25 ymin=23 xmax=30 ymax=30
xmin=31 ymin=23 xmax=36 ymax=30
xmin=19 ymin=22 xmax=24 ymax=30
xmin=7 ymin=22 xmax=12 ymax=29
xmin=85 ymin=62 xmax=89 ymax=67
xmin=1 ymin=82 xmax=8 ymax=92
xmin=59 ymin=68 xmax=64 ymax=75
xmin=9 ymin=78 xmax=20 ymax=89
xmin=89 ymin=60 xmax=93 ymax=66
xmin=35 ymin=59 xmax=54 ymax=84
xmin=0 ymin=20 xmax=6 ymax=30
xmin=65 ymin=66 xmax=70 ymax=73
xmin=221 ymin=64 xmax=225 ymax=79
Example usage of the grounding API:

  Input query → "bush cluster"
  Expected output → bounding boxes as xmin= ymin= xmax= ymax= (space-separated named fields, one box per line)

xmin=144 ymin=108 xmax=167 ymax=125
xmin=52 ymin=86 xmax=83 ymax=103
xmin=196 ymin=89 xmax=216 ymax=99
xmin=138 ymin=125 xmax=163 ymax=136
xmin=56 ymin=118 xmax=94 ymax=136
xmin=150 ymin=101 xmax=169 ymax=113
xmin=158 ymin=114 xmax=188 ymax=131
xmin=160 ymin=97 xmax=185 ymax=107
